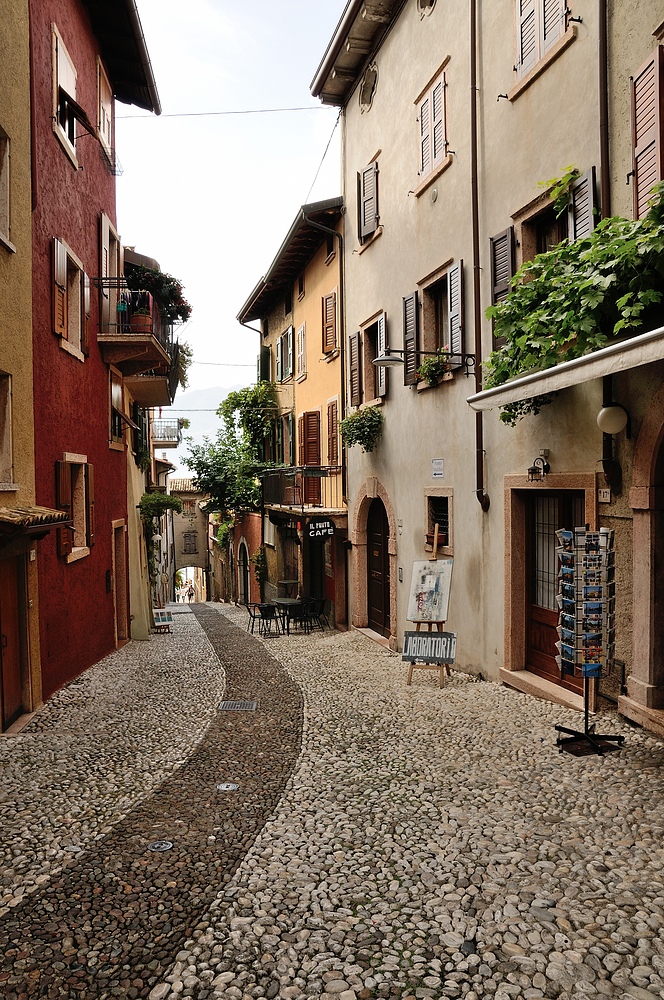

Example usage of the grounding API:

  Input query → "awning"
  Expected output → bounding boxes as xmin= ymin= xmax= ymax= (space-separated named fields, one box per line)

xmin=0 ymin=505 xmax=71 ymax=537
xmin=467 ymin=325 xmax=664 ymax=411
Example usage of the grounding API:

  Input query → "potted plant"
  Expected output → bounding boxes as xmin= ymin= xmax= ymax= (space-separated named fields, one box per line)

xmin=125 ymin=265 xmax=192 ymax=324
xmin=130 ymin=304 xmax=152 ymax=333
xmin=416 ymin=351 xmax=452 ymax=386
xmin=340 ymin=406 xmax=384 ymax=453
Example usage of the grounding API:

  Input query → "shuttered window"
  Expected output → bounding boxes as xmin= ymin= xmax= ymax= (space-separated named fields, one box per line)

xmin=403 ymin=292 xmax=419 ymax=386
xmin=376 ymin=313 xmax=387 ymax=398
xmin=55 ymin=459 xmax=94 ymax=558
xmin=327 ymin=400 xmax=339 ymax=466
xmin=296 ymin=323 xmax=306 ymax=376
xmin=322 ymin=292 xmax=337 ymax=353
xmin=417 ymin=73 xmax=446 ymax=180
xmin=53 ymin=238 xmax=68 ymax=339
xmin=631 ymin=47 xmax=663 ymax=220
xmin=516 ymin=0 xmax=565 ymax=79
xmin=490 ymin=229 xmax=514 ymax=306
xmin=349 ymin=332 xmax=362 ymax=407
xmin=447 ymin=261 xmax=464 ymax=368
xmin=568 ymin=168 xmax=597 ymax=241
xmin=358 ymin=162 xmax=379 ymax=243
xmin=54 ymin=29 xmax=77 ymax=152
xmin=97 ymin=60 xmax=113 ymax=159
xmin=258 ymin=345 xmax=271 ymax=382
xmin=52 ymin=237 xmax=87 ymax=354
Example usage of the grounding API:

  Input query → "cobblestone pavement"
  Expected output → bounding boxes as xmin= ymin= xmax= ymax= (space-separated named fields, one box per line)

xmin=3 ymin=603 xmax=664 ymax=1000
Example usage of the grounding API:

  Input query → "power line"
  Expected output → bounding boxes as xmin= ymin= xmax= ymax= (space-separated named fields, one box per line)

xmin=305 ymin=111 xmax=341 ymax=203
xmin=117 ymin=106 xmax=330 ymax=120
xmin=191 ymin=360 xmax=256 ymax=367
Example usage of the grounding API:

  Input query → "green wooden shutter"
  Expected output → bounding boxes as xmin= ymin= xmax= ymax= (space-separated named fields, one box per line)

xmin=403 ymin=292 xmax=419 ymax=386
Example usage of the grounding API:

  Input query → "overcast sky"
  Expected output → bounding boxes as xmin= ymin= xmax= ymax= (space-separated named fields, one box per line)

xmin=115 ymin=0 xmax=347 ymax=397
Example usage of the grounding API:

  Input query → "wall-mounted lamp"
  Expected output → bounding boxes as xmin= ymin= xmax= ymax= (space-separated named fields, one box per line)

xmin=373 ymin=347 xmax=476 ymax=377
xmin=527 ymin=455 xmax=550 ymax=482
xmin=599 ymin=380 xmax=630 ymax=496
xmin=597 ymin=404 xmax=629 ymax=436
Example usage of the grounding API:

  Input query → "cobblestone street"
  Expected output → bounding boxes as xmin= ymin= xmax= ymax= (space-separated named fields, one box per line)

xmin=2 ymin=604 xmax=664 ymax=1000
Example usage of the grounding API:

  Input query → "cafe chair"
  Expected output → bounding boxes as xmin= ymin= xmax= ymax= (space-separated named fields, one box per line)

xmin=246 ymin=603 xmax=261 ymax=634
xmin=307 ymin=598 xmax=330 ymax=631
xmin=286 ymin=600 xmax=312 ymax=635
xmin=258 ymin=603 xmax=282 ymax=637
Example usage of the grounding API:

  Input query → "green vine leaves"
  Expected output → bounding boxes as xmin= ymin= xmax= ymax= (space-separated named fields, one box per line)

xmin=485 ymin=181 xmax=664 ymax=425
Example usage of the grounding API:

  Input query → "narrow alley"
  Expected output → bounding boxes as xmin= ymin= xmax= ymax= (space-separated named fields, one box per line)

xmin=2 ymin=605 xmax=664 ymax=1000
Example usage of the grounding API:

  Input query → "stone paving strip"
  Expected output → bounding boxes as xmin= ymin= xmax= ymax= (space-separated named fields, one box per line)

xmin=146 ymin=603 xmax=664 ymax=1000
xmin=0 ymin=605 xmax=303 ymax=998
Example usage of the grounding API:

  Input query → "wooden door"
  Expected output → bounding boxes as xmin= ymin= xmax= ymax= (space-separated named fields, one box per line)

xmin=526 ymin=492 xmax=584 ymax=691
xmin=0 ymin=556 xmax=23 ymax=730
xmin=367 ymin=498 xmax=390 ymax=637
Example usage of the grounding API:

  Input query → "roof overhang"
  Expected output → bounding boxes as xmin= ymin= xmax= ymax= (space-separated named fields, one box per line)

xmin=82 ymin=0 xmax=161 ymax=114
xmin=237 ymin=197 xmax=344 ymax=324
xmin=467 ymin=326 xmax=664 ymax=411
xmin=310 ymin=0 xmax=405 ymax=106
xmin=0 ymin=506 xmax=71 ymax=540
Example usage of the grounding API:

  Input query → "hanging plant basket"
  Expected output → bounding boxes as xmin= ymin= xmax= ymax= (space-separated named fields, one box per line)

xmin=340 ymin=407 xmax=384 ymax=453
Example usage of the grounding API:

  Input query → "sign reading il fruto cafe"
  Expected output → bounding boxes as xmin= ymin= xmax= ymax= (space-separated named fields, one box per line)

xmin=307 ymin=518 xmax=335 ymax=539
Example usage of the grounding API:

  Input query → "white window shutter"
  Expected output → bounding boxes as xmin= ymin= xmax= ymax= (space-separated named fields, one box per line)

xmin=377 ymin=312 xmax=387 ymax=397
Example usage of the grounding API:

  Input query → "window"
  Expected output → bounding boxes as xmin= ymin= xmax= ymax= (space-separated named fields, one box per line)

xmin=357 ymin=161 xmax=379 ymax=243
xmin=349 ymin=313 xmax=387 ymax=405
xmin=298 ymin=273 xmax=305 ymax=299
xmin=54 ymin=29 xmax=77 ymax=153
xmin=296 ymin=323 xmax=306 ymax=377
xmin=258 ymin=344 xmax=271 ymax=382
xmin=412 ymin=260 xmax=465 ymax=385
xmin=631 ymin=47 xmax=663 ymax=220
xmin=322 ymin=292 xmax=337 ymax=354
xmin=183 ymin=531 xmax=198 ymax=554
xmin=326 ymin=233 xmax=335 ymax=260
xmin=110 ymin=371 xmax=124 ymax=445
xmin=425 ymin=491 xmax=453 ymax=551
xmin=100 ymin=213 xmax=121 ymax=332
xmin=276 ymin=326 xmax=294 ymax=381
xmin=0 ymin=373 xmax=13 ymax=484
xmin=298 ymin=411 xmax=321 ymax=503
xmin=182 ymin=499 xmax=196 ymax=516
xmin=284 ymin=287 xmax=293 ymax=316
xmin=52 ymin=238 xmax=90 ymax=357
xmin=97 ymin=59 xmax=113 ymax=161
xmin=327 ymin=400 xmax=339 ymax=466
xmin=417 ymin=71 xmax=446 ymax=181
xmin=56 ymin=456 xmax=95 ymax=561
xmin=515 ymin=0 xmax=566 ymax=79
xmin=264 ymin=515 xmax=276 ymax=548
xmin=0 ymin=127 xmax=10 ymax=248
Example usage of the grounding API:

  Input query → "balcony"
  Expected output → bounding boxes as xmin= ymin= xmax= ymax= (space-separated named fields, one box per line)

xmin=152 ymin=419 xmax=183 ymax=449
xmin=94 ymin=279 xmax=174 ymax=376
xmin=261 ymin=466 xmax=345 ymax=513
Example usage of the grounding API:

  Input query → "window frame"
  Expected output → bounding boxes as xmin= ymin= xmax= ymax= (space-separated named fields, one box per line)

xmin=97 ymin=58 xmax=113 ymax=162
xmin=56 ymin=453 xmax=95 ymax=562
xmin=349 ymin=311 xmax=387 ymax=405
xmin=416 ymin=70 xmax=447 ymax=182
xmin=52 ymin=27 xmax=78 ymax=162
xmin=52 ymin=237 xmax=89 ymax=360
xmin=0 ymin=372 xmax=14 ymax=486
xmin=0 ymin=126 xmax=12 ymax=252
xmin=110 ymin=369 xmax=125 ymax=449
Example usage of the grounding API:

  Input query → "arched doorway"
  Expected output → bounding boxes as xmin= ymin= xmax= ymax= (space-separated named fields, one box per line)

xmin=367 ymin=497 xmax=390 ymax=637
xmin=238 ymin=541 xmax=250 ymax=606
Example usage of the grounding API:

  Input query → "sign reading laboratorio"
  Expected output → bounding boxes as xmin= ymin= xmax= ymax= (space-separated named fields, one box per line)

xmin=401 ymin=631 xmax=457 ymax=664
xmin=307 ymin=518 xmax=335 ymax=539
xmin=431 ymin=459 xmax=444 ymax=479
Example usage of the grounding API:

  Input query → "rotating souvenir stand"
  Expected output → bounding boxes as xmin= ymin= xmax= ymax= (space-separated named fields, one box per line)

xmin=553 ymin=526 xmax=625 ymax=756
xmin=405 ymin=523 xmax=452 ymax=689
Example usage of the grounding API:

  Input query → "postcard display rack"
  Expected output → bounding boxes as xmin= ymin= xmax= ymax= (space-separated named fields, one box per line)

xmin=554 ymin=526 xmax=625 ymax=756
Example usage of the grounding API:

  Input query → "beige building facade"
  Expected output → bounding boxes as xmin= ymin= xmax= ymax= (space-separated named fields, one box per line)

xmin=313 ymin=0 xmax=664 ymax=730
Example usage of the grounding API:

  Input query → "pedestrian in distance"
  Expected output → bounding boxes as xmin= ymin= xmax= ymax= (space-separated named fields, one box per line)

xmin=187 ymin=584 xmax=194 ymax=603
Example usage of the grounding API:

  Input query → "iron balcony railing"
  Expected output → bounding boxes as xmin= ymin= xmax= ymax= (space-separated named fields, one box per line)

xmin=261 ymin=466 xmax=345 ymax=512
xmin=152 ymin=419 xmax=183 ymax=447
xmin=94 ymin=277 xmax=174 ymax=359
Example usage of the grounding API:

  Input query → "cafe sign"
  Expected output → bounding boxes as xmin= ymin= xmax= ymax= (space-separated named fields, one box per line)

xmin=307 ymin=518 xmax=335 ymax=539
xmin=402 ymin=631 xmax=457 ymax=664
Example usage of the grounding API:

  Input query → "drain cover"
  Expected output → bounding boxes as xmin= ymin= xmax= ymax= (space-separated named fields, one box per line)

xmin=147 ymin=840 xmax=174 ymax=852
xmin=219 ymin=700 xmax=257 ymax=711
xmin=217 ymin=782 xmax=239 ymax=792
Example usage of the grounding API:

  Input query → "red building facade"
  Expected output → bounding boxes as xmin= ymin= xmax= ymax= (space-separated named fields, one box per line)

xmin=29 ymin=0 xmax=159 ymax=697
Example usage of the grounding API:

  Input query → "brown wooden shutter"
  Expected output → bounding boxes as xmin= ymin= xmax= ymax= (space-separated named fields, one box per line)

xmin=376 ymin=312 xmax=387 ymax=397
xmin=358 ymin=162 xmax=379 ymax=242
xmin=490 ymin=228 xmax=514 ymax=304
xmin=53 ymin=238 xmax=68 ymax=339
xmin=447 ymin=261 xmax=464 ymax=367
xmin=327 ymin=401 xmax=338 ymax=466
xmin=85 ymin=463 xmax=95 ymax=547
xmin=631 ymin=47 xmax=663 ymax=220
xmin=542 ymin=0 xmax=565 ymax=54
xmin=349 ymin=331 xmax=361 ymax=407
xmin=568 ymin=167 xmax=597 ymax=241
xmin=55 ymin=460 xmax=73 ymax=557
xmin=517 ymin=0 xmax=538 ymax=75
xmin=403 ymin=292 xmax=419 ymax=386
xmin=322 ymin=292 xmax=337 ymax=353
xmin=303 ymin=411 xmax=321 ymax=503
xmin=298 ymin=415 xmax=305 ymax=466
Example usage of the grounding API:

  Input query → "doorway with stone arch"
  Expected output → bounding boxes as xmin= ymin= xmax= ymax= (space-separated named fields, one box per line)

xmin=351 ymin=479 xmax=397 ymax=646
xmin=238 ymin=540 xmax=250 ymax=606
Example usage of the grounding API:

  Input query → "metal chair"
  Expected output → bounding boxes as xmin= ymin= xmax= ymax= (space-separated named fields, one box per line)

xmin=257 ymin=603 xmax=282 ymax=637
xmin=286 ymin=600 xmax=312 ymax=635
xmin=246 ymin=603 xmax=261 ymax=634
xmin=307 ymin=598 xmax=330 ymax=631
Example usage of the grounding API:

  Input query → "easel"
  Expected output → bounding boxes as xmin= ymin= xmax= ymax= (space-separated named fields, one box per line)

xmin=406 ymin=523 xmax=452 ymax=689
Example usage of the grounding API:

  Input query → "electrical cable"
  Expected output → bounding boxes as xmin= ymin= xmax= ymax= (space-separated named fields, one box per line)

xmin=117 ymin=106 xmax=330 ymax=120
xmin=305 ymin=110 xmax=341 ymax=203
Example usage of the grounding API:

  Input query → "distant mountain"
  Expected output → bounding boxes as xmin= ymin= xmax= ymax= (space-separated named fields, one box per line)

xmin=156 ymin=385 xmax=242 ymax=478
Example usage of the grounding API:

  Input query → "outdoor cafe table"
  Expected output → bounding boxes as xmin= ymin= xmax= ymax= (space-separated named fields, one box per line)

xmin=273 ymin=597 xmax=307 ymax=634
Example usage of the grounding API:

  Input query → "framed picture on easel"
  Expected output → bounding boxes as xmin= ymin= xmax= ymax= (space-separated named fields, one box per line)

xmin=407 ymin=558 xmax=453 ymax=623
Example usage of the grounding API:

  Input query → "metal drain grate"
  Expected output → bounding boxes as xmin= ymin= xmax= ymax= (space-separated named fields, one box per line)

xmin=147 ymin=840 xmax=174 ymax=852
xmin=219 ymin=700 xmax=257 ymax=711
xmin=217 ymin=782 xmax=239 ymax=792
